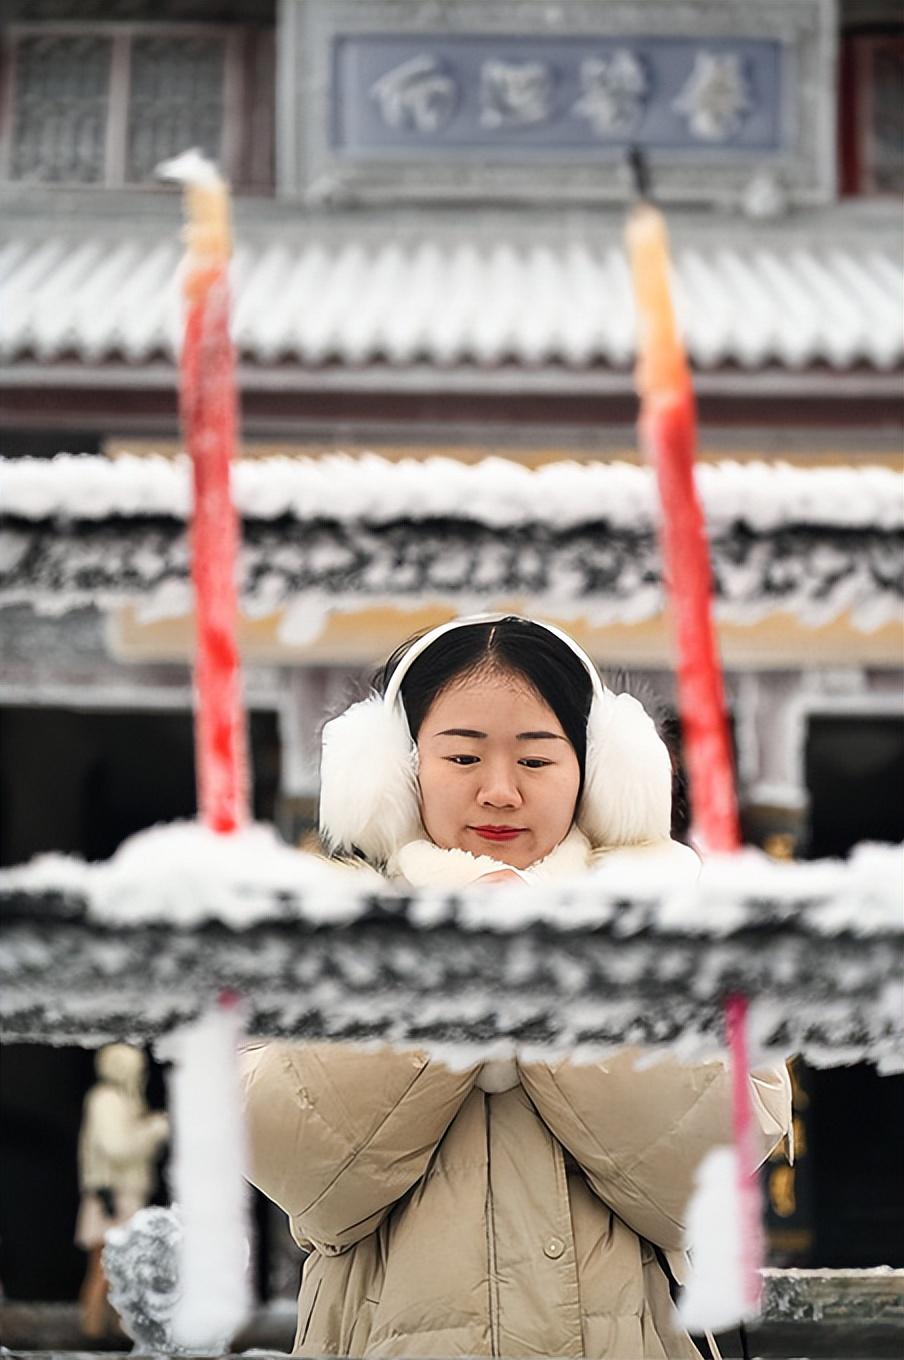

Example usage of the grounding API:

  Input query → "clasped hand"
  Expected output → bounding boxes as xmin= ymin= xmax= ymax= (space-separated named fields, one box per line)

xmin=474 ymin=869 xmax=526 ymax=886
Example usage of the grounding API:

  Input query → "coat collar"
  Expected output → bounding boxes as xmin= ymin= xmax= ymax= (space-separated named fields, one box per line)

xmin=388 ymin=825 xmax=593 ymax=890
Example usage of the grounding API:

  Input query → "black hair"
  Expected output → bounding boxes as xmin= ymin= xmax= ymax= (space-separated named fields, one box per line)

xmin=373 ymin=618 xmax=594 ymax=789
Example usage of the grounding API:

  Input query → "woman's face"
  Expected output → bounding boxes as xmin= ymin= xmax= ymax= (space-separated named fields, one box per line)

xmin=416 ymin=667 xmax=581 ymax=869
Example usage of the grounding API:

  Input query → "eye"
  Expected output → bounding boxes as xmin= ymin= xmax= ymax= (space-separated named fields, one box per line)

xmin=446 ymin=754 xmax=480 ymax=766
xmin=519 ymin=758 xmax=553 ymax=769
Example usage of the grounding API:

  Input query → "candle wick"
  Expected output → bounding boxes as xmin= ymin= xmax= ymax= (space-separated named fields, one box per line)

xmin=627 ymin=146 xmax=652 ymax=203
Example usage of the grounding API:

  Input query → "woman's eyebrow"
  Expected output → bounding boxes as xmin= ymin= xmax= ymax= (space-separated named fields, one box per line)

xmin=434 ymin=728 xmax=565 ymax=741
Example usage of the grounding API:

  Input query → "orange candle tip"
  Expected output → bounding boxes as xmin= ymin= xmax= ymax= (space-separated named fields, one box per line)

xmin=184 ymin=179 xmax=232 ymax=269
xmin=625 ymin=201 xmax=690 ymax=401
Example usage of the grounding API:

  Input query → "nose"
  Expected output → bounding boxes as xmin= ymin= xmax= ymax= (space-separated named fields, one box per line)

xmin=477 ymin=762 xmax=523 ymax=810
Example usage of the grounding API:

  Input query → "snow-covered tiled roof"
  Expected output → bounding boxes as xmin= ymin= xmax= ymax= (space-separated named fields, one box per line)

xmin=1 ymin=222 xmax=901 ymax=372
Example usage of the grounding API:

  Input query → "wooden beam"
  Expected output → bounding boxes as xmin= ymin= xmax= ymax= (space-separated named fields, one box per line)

xmin=107 ymin=603 xmax=904 ymax=670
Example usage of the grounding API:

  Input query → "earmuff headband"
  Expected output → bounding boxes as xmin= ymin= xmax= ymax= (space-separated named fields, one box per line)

xmin=382 ymin=612 xmax=607 ymax=712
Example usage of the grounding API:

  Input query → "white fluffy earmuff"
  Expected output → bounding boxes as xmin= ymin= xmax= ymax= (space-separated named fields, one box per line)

xmin=578 ymin=689 xmax=672 ymax=845
xmin=319 ymin=614 xmax=673 ymax=861
xmin=319 ymin=694 xmax=421 ymax=863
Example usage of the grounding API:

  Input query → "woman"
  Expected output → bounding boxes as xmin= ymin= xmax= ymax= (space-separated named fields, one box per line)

xmin=241 ymin=615 xmax=790 ymax=1359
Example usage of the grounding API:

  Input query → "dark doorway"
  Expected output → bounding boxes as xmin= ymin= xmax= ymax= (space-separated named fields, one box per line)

xmin=807 ymin=1061 xmax=904 ymax=1267
xmin=0 ymin=705 xmax=280 ymax=866
xmin=0 ymin=704 xmax=281 ymax=1300
xmin=804 ymin=712 xmax=904 ymax=859
xmin=800 ymin=711 xmax=904 ymax=1268
xmin=0 ymin=431 xmax=103 ymax=459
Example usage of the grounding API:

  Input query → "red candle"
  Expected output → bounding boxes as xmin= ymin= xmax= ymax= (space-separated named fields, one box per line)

xmin=178 ymin=166 xmax=249 ymax=834
xmin=626 ymin=201 xmax=759 ymax=1317
xmin=625 ymin=202 xmax=740 ymax=856
xmin=725 ymin=993 xmax=765 ymax=1310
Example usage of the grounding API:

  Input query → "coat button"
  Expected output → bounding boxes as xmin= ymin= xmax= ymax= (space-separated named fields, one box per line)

xmin=543 ymin=1236 xmax=565 ymax=1259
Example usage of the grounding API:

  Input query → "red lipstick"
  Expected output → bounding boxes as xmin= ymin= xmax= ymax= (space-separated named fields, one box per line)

xmin=471 ymin=826 xmax=525 ymax=842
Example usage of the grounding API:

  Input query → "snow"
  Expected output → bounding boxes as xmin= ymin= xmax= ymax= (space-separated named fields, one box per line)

xmin=2 ymin=825 xmax=900 ymax=1067
xmin=169 ymin=998 xmax=251 ymax=1349
xmin=761 ymin=1265 xmax=902 ymax=1278
xmin=0 ymin=820 xmax=372 ymax=927
xmin=3 ymin=455 xmax=899 ymax=631
xmin=156 ymin=148 xmax=223 ymax=189
xmin=679 ymin=1146 xmax=760 ymax=1332
xmin=2 ymin=820 xmax=901 ymax=935
xmin=2 ymin=453 xmax=901 ymax=533
xmin=657 ymin=842 xmax=904 ymax=938
xmin=0 ymin=453 xmax=192 ymax=520
xmin=103 ymin=1206 xmax=182 ymax=1348
xmin=2 ymin=227 xmax=902 ymax=370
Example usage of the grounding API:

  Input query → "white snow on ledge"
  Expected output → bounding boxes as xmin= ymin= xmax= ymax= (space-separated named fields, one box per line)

xmin=2 ymin=819 xmax=901 ymax=935
xmin=3 ymin=826 xmax=901 ymax=1069
xmin=0 ymin=822 xmax=361 ymax=928
xmin=1 ymin=454 xmax=902 ymax=533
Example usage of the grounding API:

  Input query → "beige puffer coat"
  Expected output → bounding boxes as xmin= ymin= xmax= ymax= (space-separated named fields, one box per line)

xmin=240 ymin=839 xmax=791 ymax=1359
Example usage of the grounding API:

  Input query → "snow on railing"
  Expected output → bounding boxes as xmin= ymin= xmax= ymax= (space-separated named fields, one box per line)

xmin=1 ymin=824 xmax=901 ymax=1069
xmin=2 ymin=825 xmax=901 ymax=1346
xmin=2 ymin=453 xmax=901 ymax=530
xmin=2 ymin=456 xmax=901 ymax=630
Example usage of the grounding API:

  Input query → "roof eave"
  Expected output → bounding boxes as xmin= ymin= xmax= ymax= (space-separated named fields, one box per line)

xmin=1 ymin=360 xmax=900 ymax=400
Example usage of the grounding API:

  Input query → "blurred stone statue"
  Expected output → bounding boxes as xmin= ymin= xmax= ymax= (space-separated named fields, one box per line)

xmin=75 ymin=1043 xmax=169 ymax=1340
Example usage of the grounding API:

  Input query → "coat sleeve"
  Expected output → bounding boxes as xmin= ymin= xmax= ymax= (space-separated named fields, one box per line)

xmin=239 ymin=1041 xmax=479 ymax=1254
xmin=519 ymin=1050 xmax=791 ymax=1251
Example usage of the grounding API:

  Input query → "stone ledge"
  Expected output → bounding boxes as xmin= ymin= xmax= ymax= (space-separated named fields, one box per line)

xmin=761 ymin=1266 xmax=904 ymax=1323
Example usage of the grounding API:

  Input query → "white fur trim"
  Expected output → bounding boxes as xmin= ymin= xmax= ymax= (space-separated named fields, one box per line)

xmin=390 ymin=826 xmax=592 ymax=889
xmin=578 ymin=691 xmax=672 ymax=846
xmin=525 ymin=826 xmax=593 ymax=881
xmin=319 ymin=695 xmax=421 ymax=861
xmin=591 ymin=838 xmax=702 ymax=885
xmin=390 ymin=840 xmax=509 ymax=888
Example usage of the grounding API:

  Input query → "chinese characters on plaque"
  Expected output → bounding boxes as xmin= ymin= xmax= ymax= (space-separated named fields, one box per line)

xmin=347 ymin=39 xmax=771 ymax=151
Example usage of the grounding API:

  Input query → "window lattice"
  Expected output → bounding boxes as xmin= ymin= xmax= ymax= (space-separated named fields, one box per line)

xmin=126 ymin=36 xmax=225 ymax=183
xmin=870 ymin=44 xmax=904 ymax=193
xmin=11 ymin=35 xmax=112 ymax=183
